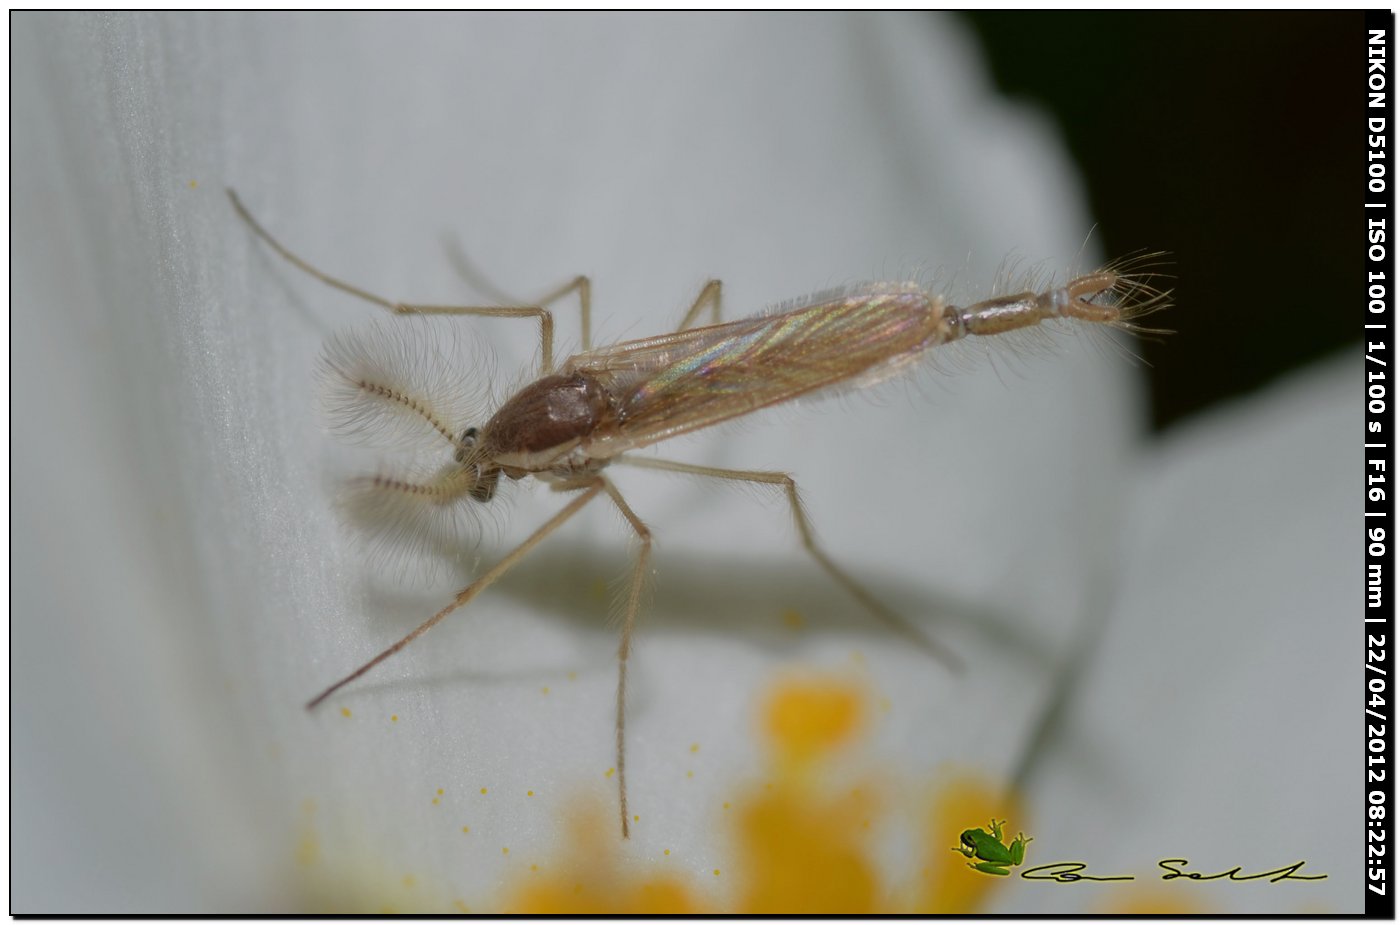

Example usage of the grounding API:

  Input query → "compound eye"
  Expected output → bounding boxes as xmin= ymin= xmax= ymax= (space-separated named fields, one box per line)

xmin=454 ymin=426 xmax=481 ymax=464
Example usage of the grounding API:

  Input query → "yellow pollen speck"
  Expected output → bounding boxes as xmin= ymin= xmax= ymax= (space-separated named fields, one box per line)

xmin=188 ymin=179 xmax=198 ymax=189
xmin=437 ymin=788 xmax=444 ymax=795
xmin=502 ymin=847 xmax=510 ymax=856
xmin=528 ymin=790 xmax=535 ymax=797
xmin=713 ymin=869 xmax=721 ymax=877
xmin=686 ymin=770 xmax=694 ymax=779
xmin=604 ymin=768 xmax=615 ymax=779
xmin=690 ymin=742 xmax=700 ymax=754
xmin=295 ymin=831 xmax=319 ymax=867
xmin=431 ymin=798 xmax=440 ymax=806
xmin=481 ymin=787 xmax=488 ymax=795
xmin=462 ymin=826 xmax=470 ymax=834
xmin=390 ymin=714 xmax=399 ymax=722
xmin=723 ymin=801 xmax=731 ymax=810
xmin=764 ymin=678 xmax=865 ymax=761
xmin=340 ymin=707 xmax=351 ymax=718
xmin=567 ymin=671 xmax=577 ymax=681
xmin=531 ymin=864 xmax=538 ymax=872
xmin=402 ymin=874 xmax=416 ymax=888
xmin=664 ymin=849 xmax=671 ymax=856
xmin=541 ymin=686 xmax=550 ymax=695
xmin=634 ymin=814 xmax=640 ymax=822
xmin=781 ymin=608 xmax=804 ymax=629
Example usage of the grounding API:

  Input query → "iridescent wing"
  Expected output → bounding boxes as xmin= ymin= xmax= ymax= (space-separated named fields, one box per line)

xmin=565 ymin=283 xmax=951 ymax=457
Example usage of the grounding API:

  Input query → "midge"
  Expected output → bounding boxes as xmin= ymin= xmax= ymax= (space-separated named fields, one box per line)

xmin=228 ymin=190 xmax=1164 ymax=838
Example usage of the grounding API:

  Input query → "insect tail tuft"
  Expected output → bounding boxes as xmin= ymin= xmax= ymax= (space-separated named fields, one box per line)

xmin=1092 ymin=252 xmax=1174 ymax=338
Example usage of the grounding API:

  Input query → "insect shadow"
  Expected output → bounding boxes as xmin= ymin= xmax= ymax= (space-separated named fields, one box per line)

xmin=346 ymin=541 xmax=1056 ymax=697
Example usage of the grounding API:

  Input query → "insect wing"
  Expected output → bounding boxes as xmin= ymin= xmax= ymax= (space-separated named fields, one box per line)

xmin=567 ymin=283 xmax=947 ymax=455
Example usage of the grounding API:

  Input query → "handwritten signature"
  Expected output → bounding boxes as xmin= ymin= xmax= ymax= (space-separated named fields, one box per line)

xmin=1020 ymin=859 xmax=1327 ymax=884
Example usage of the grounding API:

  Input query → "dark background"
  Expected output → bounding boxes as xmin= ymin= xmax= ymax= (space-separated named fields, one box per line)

xmin=965 ymin=11 xmax=1361 ymax=431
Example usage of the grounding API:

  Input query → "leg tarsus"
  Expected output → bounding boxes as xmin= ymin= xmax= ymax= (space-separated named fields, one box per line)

xmin=439 ymin=233 xmax=593 ymax=353
xmin=599 ymin=478 xmax=653 ymax=839
xmin=228 ymin=188 xmax=397 ymax=313
xmin=674 ymin=279 xmax=723 ymax=332
xmin=227 ymin=188 xmax=585 ymax=374
xmin=615 ymin=456 xmax=961 ymax=671
xmin=303 ymin=483 xmax=605 ymax=710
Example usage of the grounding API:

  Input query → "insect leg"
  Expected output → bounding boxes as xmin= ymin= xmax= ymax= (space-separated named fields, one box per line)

xmin=672 ymin=279 xmax=723 ymax=332
xmin=304 ymin=482 xmax=606 ymax=711
xmin=595 ymin=478 xmax=653 ymax=839
xmin=616 ymin=456 xmax=961 ymax=670
xmin=439 ymin=234 xmax=595 ymax=353
xmin=227 ymin=189 xmax=578 ymax=374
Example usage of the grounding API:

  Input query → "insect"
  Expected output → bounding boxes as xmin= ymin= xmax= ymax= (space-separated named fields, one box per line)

xmin=228 ymin=190 xmax=1165 ymax=838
